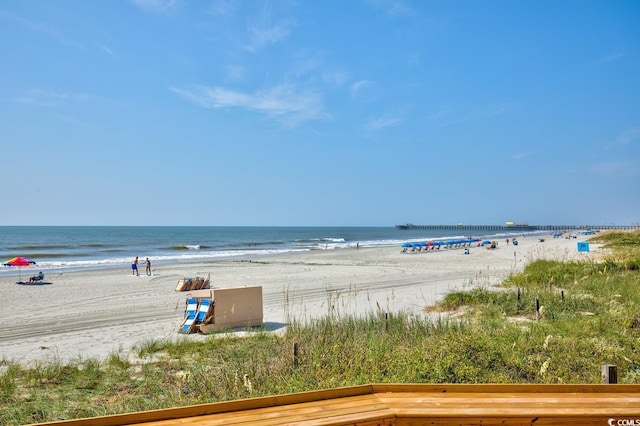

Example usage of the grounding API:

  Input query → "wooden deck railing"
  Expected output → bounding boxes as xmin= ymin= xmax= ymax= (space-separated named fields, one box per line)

xmin=35 ymin=383 xmax=640 ymax=426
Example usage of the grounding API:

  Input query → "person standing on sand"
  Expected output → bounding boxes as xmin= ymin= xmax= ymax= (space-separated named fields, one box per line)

xmin=145 ymin=257 xmax=151 ymax=275
xmin=132 ymin=257 xmax=139 ymax=276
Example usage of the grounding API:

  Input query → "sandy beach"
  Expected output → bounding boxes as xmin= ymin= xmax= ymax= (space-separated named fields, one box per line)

xmin=0 ymin=235 xmax=600 ymax=365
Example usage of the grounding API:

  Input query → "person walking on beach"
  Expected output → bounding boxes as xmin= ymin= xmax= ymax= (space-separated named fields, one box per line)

xmin=145 ymin=257 xmax=151 ymax=275
xmin=132 ymin=257 xmax=139 ymax=276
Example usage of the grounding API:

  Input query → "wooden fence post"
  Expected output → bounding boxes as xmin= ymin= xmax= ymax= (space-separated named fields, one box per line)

xmin=601 ymin=365 xmax=617 ymax=384
xmin=293 ymin=343 xmax=299 ymax=369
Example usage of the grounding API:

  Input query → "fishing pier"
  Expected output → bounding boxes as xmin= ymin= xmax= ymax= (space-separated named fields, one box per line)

xmin=395 ymin=223 xmax=639 ymax=232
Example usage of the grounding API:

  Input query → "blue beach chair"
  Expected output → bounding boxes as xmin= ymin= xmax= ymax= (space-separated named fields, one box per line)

xmin=195 ymin=299 xmax=212 ymax=325
xmin=179 ymin=297 xmax=199 ymax=334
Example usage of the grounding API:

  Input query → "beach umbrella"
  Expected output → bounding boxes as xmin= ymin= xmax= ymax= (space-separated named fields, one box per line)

xmin=3 ymin=256 xmax=36 ymax=283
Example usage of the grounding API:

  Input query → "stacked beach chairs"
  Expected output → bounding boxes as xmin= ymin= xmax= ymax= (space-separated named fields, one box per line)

xmin=178 ymin=286 xmax=264 ymax=335
xmin=179 ymin=296 xmax=213 ymax=334
xmin=175 ymin=274 xmax=210 ymax=291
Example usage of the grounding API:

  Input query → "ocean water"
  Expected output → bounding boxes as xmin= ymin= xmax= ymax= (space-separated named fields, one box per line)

xmin=0 ymin=226 xmax=533 ymax=276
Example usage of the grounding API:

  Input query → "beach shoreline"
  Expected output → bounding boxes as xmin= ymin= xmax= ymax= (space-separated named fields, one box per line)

xmin=0 ymin=235 xmax=599 ymax=365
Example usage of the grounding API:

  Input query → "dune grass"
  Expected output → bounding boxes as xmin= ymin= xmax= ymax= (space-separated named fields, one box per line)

xmin=1 ymin=230 xmax=639 ymax=425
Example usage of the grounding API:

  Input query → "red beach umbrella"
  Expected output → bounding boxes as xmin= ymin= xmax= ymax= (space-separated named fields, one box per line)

xmin=3 ymin=256 xmax=36 ymax=283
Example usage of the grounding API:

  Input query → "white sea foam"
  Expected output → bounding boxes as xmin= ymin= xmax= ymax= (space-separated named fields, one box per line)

xmin=0 ymin=248 xmax=307 ymax=276
xmin=0 ymin=226 xmax=552 ymax=278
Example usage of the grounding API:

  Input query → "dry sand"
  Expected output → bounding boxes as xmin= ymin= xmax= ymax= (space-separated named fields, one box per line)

xmin=0 ymin=234 xmax=599 ymax=365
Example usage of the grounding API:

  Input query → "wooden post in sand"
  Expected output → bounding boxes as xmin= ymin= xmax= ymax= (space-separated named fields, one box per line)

xmin=601 ymin=365 xmax=617 ymax=384
xmin=293 ymin=343 xmax=299 ymax=369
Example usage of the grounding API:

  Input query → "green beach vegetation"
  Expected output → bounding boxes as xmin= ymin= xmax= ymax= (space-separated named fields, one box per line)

xmin=1 ymin=230 xmax=639 ymax=425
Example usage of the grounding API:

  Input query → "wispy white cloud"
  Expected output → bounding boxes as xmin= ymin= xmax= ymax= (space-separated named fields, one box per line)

xmin=604 ymin=127 xmax=640 ymax=150
xmin=366 ymin=112 xmax=404 ymax=130
xmin=131 ymin=0 xmax=179 ymax=15
xmin=407 ymin=53 xmax=421 ymax=68
xmin=206 ymin=0 xmax=239 ymax=18
xmin=241 ymin=0 xmax=297 ymax=52
xmin=368 ymin=0 xmax=415 ymax=17
xmin=589 ymin=161 xmax=639 ymax=177
xmin=101 ymin=45 xmax=117 ymax=60
xmin=426 ymin=107 xmax=451 ymax=121
xmin=465 ymin=102 xmax=516 ymax=120
xmin=350 ymin=80 xmax=372 ymax=98
xmin=438 ymin=102 xmax=516 ymax=127
xmin=321 ymin=70 xmax=349 ymax=87
xmin=288 ymin=49 xmax=324 ymax=79
xmin=16 ymin=90 xmax=89 ymax=107
xmin=287 ymin=50 xmax=348 ymax=87
xmin=511 ymin=150 xmax=534 ymax=160
xmin=244 ymin=19 xmax=295 ymax=52
xmin=616 ymin=127 xmax=640 ymax=146
xmin=170 ymin=84 xmax=325 ymax=126
xmin=225 ymin=65 xmax=246 ymax=82
xmin=57 ymin=114 xmax=91 ymax=128
xmin=0 ymin=10 xmax=83 ymax=49
xmin=595 ymin=48 xmax=625 ymax=65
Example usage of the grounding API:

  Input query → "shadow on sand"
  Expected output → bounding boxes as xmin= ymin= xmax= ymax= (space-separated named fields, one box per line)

xmin=15 ymin=281 xmax=53 ymax=286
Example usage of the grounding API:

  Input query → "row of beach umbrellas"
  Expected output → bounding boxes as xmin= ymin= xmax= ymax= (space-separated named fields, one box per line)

xmin=402 ymin=238 xmax=486 ymax=249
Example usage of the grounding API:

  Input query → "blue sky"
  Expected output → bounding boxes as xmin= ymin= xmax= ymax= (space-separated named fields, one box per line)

xmin=1 ymin=0 xmax=639 ymax=226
